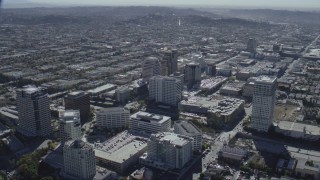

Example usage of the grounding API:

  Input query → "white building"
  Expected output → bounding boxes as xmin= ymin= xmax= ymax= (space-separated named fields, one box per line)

xmin=63 ymin=139 xmax=96 ymax=180
xmin=140 ymin=132 xmax=193 ymax=170
xmin=142 ymin=57 xmax=161 ymax=82
xmin=16 ymin=85 xmax=52 ymax=137
xmin=149 ymin=76 xmax=182 ymax=106
xmin=174 ymin=120 xmax=202 ymax=151
xmin=251 ymin=76 xmax=277 ymax=132
xmin=130 ymin=111 xmax=171 ymax=134
xmin=184 ymin=63 xmax=201 ymax=87
xmin=94 ymin=131 xmax=148 ymax=174
xmin=96 ymin=108 xmax=130 ymax=129
xmin=59 ymin=110 xmax=81 ymax=143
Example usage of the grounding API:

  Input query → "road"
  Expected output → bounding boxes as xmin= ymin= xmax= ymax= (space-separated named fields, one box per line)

xmin=302 ymin=34 xmax=320 ymax=55
xmin=193 ymin=106 xmax=252 ymax=179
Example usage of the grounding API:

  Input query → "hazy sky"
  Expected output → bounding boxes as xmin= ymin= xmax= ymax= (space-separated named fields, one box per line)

xmin=8 ymin=0 xmax=320 ymax=9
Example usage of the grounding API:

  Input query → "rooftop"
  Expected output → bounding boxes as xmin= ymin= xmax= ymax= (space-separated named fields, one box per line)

xmin=64 ymin=139 xmax=92 ymax=150
xmin=20 ymin=85 xmax=46 ymax=95
xmin=96 ymin=107 xmax=129 ymax=114
xmin=131 ymin=111 xmax=171 ymax=123
xmin=277 ymin=121 xmax=320 ymax=136
xmin=94 ymin=131 xmax=147 ymax=163
xmin=174 ymin=120 xmax=201 ymax=136
xmin=150 ymin=132 xmax=192 ymax=147
xmin=255 ymin=76 xmax=277 ymax=84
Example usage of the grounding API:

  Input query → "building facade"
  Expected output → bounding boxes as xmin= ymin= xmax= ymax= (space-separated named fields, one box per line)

xmin=130 ymin=111 xmax=171 ymax=134
xmin=64 ymin=91 xmax=90 ymax=124
xmin=174 ymin=120 xmax=202 ymax=152
xmin=115 ymin=87 xmax=131 ymax=104
xmin=251 ymin=76 xmax=277 ymax=132
xmin=247 ymin=38 xmax=257 ymax=53
xmin=63 ymin=139 xmax=96 ymax=180
xmin=149 ymin=76 xmax=182 ymax=106
xmin=159 ymin=49 xmax=178 ymax=76
xmin=16 ymin=85 xmax=52 ymax=137
xmin=142 ymin=57 xmax=161 ymax=82
xmin=140 ymin=132 xmax=193 ymax=170
xmin=184 ymin=63 xmax=201 ymax=87
xmin=96 ymin=107 xmax=130 ymax=129
xmin=59 ymin=110 xmax=81 ymax=143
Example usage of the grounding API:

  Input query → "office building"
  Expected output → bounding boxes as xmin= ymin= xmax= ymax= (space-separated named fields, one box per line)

xmin=149 ymin=76 xmax=182 ymax=106
xmin=142 ymin=57 xmax=161 ymax=82
xmin=63 ymin=139 xmax=96 ymax=180
xmin=16 ymin=85 xmax=52 ymax=137
xmin=96 ymin=107 xmax=130 ymax=129
xmin=59 ymin=110 xmax=81 ymax=143
xmin=140 ymin=132 xmax=193 ymax=170
xmin=247 ymin=38 xmax=257 ymax=53
xmin=64 ymin=91 xmax=90 ymax=124
xmin=94 ymin=131 xmax=147 ymax=174
xmin=251 ymin=76 xmax=277 ymax=132
xmin=174 ymin=120 xmax=202 ymax=151
xmin=130 ymin=111 xmax=171 ymax=134
xmin=115 ymin=87 xmax=131 ymax=104
xmin=169 ymin=72 xmax=184 ymax=85
xmin=184 ymin=63 xmax=201 ymax=87
xmin=160 ymin=49 xmax=178 ymax=76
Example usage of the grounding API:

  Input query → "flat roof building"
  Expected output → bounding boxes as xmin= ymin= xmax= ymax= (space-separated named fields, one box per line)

xmin=94 ymin=131 xmax=148 ymax=174
xmin=64 ymin=91 xmax=90 ymax=124
xmin=130 ymin=111 xmax=171 ymax=134
xmin=63 ymin=140 xmax=96 ymax=180
xmin=96 ymin=107 xmax=130 ymax=129
xmin=251 ymin=76 xmax=277 ymax=132
xmin=16 ymin=85 xmax=52 ymax=137
xmin=59 ymin=110 xmax=81 ymax=143
xmin=174 ymin=120 xmax=202 ymax=151
xmin=140 ymin=132 xmax=193 ymax=170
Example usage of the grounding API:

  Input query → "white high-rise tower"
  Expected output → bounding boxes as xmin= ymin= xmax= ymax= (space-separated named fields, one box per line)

xmin=149 ymin=75 xmax=182 ymax=106
xmin=251 ymin=76 xmax=277 ymax=132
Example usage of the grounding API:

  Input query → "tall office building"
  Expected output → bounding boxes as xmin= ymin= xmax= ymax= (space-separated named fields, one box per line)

xmin=142 ymin=57 xmax=161 ymax=82
xmin=64 ymin=91 xmax=90 ymax=124
xmin=115 ymin=87 xmax=131 ymax=104
xmin=160 ymin=49 xmax=178 ymax=76
xmin=140 ymin=132 xmax=193 ymax=170
xmin=63 ymin=139 xmax=96 ymax=180
xmin=59 ymin=110 xmax=81 ymax=143
xmin=251 ymin=76 xmax=277 ymax=132
xmin=96 ymin=107 xmax=130 ymax=129
xmin=174 ymin=120 xmax=202 ymax=152
xmin=16 ymin=85 xmax=52 ymax=137
xmin=149 ymin=76 xmax=182 ymax=106
xmin=247 ymin=38 xmax=257 ymax=53
xmin=184 ymin=63 xmax=201 ymax=87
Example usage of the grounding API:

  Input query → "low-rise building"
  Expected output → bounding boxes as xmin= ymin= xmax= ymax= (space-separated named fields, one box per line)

xmin=218 ymin=145 xmax=248 ymax=162
xmin=179 ymin=96 xmax=245 ymax=124
xmin=274 ymin=121 xmax=320 ymax=141
xmin=96 ymin=107 xmax=130 ymax=129
xmin=94 ymin=131 xmax=148 ymax=174
xmin=130 ymin=111 xmax=171 ymax=134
